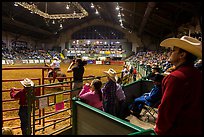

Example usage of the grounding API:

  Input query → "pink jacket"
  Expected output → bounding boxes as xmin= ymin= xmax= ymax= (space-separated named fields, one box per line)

xmin=79 ymin=84 xmax=103 ymax=110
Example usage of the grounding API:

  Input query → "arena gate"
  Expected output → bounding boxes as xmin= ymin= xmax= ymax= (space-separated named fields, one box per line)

xmin=2 ymin=66 xmax=94 ymax=135
xmin=2 ymin=66 xmax=153 ymax=135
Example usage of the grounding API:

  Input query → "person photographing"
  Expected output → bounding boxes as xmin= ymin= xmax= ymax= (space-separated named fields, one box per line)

xmin=67 ymin=58 xmax=86 ymax=97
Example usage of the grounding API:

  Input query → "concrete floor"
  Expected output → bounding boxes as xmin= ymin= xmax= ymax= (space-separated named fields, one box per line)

xmin=126 ymin=109 xmax=156 ymax=130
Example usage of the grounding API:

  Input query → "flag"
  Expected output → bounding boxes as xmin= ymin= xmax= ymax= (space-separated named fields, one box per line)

xmin=60 ymin=53 xmax=65 ymax=59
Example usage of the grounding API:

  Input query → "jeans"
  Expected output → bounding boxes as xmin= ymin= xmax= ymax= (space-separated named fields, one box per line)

xmin=18 ymin=106 xmax=28 ymax=135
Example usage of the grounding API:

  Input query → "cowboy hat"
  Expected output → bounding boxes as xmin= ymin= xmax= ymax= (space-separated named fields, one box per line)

xmin=53 ymin=57 xmax=59 ymax=60
xmin=20 ymin=78 xmax=34 ymax=87
xmin=151 ymin=74 xmax=164 ymax=83
xmin=103 ymin=68 xmax=118 ymax=82
xmin=160 ymin=36 xmax=202 ymax=59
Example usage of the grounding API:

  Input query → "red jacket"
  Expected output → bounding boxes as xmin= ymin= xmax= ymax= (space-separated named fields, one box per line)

xmin=10 ymin=88 xmax=28 ymax=106
xmin=154 ymin=63 xmax=202 ymax=135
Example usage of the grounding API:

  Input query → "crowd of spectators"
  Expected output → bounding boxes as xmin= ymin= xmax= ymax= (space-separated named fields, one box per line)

xmin=68 ymin=44 xmax=125 ymax=55
xmin=125 ymin=49 xmax=202 ymax=76
xmin=2 ymin=43 xmax=62 ymax=60
xmin=126 ymin=50 xmax=173 ymax=73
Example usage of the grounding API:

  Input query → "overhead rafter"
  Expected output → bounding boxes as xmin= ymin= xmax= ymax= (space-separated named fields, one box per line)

xmin=138 ymin=2 xmax=156 ymax=36
xmin=2 ymin=16 xmax=53 ymax=35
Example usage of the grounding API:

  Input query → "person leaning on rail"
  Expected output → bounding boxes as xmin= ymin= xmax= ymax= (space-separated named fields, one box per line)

xmin=10 ymin=78 xmax=34 ymax=135
xmin=79 ymin=79 xmax=103 ymax=110
xmin=154 ymin=36 xmax=202 ymax=135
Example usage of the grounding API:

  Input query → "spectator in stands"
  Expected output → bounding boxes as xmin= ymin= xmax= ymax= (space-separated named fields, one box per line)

xmin=10 ymin=78 xmax=34 ymax=135
xmin=79 ymin=79 xmax=103 ymax=110
xmin=121 ymin=65 xmax=129 ymax=78
xmin=129 ymin=65 xmax=134 ymax=81
xmin=121 ymin=65 xmax=129 ymax=85
xmin=146 ymin=66 xmax=161 ymax=80
xmin=154 ymin=36 xmax=202 ymax=135
xmin=163 ymin=65 xmax=176 ymax=76
xmin=101 ymin=68 xmax=127 ymax=119
xmin=162 ymin=60 xmax=172 ymax=72
xmin=67 ymin=58 xmax=86 ymax=97
xmin=129 ymin=74 xmax=164 ymax=118
xmin=47 ymin=56 xmax=61 ymax=77
xmin=133 ymin=67 xmax=137 ymax=81
xmin=194 ymin=59 xmax=202 ymax=71
xmin=2 ymin=127 xmax=14 ymax=135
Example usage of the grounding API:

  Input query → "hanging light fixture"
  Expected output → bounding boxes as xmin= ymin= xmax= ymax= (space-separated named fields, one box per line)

xmin=91 ymin=3 xmax=94 ymax=8
xmin=95 ymin=9 xmax=99 ymax=14
xmin=14 ymin=2 xmax=88 ymax=20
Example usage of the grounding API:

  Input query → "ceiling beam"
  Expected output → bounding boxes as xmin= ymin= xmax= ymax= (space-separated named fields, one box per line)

xmin=138 ymin=2 xmax=156 ymax=36
xmin=166 ymin=2 xmax=200 ymax=14
xmin=2 ymin=16 xmax=53 ymax=35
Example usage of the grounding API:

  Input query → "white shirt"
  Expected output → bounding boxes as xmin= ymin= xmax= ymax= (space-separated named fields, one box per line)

xmin=50 ymin=60 xmax=61 ymax=68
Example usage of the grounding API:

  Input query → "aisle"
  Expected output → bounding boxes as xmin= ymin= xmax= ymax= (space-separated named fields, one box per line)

xmin=126 ymin=114 xmax=155 ymax=130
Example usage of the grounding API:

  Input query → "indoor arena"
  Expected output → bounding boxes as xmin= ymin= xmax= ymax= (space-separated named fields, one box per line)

xmin=2 ymin=2 xmax=202 ymax=135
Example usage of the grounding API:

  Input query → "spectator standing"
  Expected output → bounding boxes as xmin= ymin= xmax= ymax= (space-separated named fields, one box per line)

xmin=102 ymin=68 xmax=126 ymax=119
xmin=67 ymin=58 xmax=85 ymax=97
xmin=10 ymin=78 xmax=34 ymax=135
xmin=194 ymin=59 xmax=202 ymax=71
xmin=133 ymin=67 xmax=137 ymax=81
xmin=154 ymin=36 xmax=202 ymax=135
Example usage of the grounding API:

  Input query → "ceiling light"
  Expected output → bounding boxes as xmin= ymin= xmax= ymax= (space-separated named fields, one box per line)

xmin=91 ymin=3 xmax=94 ymax=8
xmin=95 ymin=9 xmax=99 ymax=14
xmin=15 ymin=2 xmax=88 ymax=20
xmin=60 ymin=23 xmax=63 ymax=28
xmin=116 ymin=6 xmax=119 ymax=10
xmin=14 ymin=2 xmax=18 ymax=6
xmin=52 ymin=20 xmax=55 ymax=24
xmin=66 ymin=5 xmax=70 ymax=9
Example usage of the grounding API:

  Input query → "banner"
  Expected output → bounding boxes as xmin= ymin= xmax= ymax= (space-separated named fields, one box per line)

xmin=39 ymin=97 xmax=48 ymax=109
xmin=55 ymin=102 xmax=64 ymax=111
xmin=56 ymin=94 xmax=63 ymax=103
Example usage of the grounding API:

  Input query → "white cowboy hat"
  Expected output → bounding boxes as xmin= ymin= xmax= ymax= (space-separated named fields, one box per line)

xmin=160 ymin=36 xmax=202 ymax=59
xmin=103 ymin=68 xmax=118 ymax=82
xmin=20 ymin=78 xmax=34 ymax=87
xmin=53 ymin=57 xmax=59 ymax=60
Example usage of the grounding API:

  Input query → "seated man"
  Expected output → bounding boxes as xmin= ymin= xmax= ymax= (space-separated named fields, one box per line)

xmin=129 ymin=74 xmax=164 ymax=118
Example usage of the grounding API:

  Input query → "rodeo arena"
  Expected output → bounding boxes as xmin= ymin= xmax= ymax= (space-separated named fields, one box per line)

xmin=2 ymin=2 xmax=202 ymax=135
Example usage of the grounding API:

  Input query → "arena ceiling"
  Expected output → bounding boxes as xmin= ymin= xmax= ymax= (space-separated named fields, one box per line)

xmin=2 ymin=2 xmax=202 ymax=40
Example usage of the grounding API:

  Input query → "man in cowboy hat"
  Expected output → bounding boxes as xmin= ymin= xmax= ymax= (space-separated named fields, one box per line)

xmin=154 ymin=36 xmax=202 ymax=135
xmin=10 ymin=78 xmax=34 ymax=135
xmin=102 ymin=68 xmax=127 ymax=119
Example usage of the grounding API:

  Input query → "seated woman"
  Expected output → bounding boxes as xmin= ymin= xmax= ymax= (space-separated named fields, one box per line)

xmin=79 ymin=79 xmax=103 ymax=110
xmin=129 ymin=74 xmax=164 ymax=118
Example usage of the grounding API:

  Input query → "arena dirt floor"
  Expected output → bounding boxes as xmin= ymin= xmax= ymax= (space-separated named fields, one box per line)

xmin=2 ymin=62 xmax=154 ymax=135
xmin=2 ymin=63 xmax=124 ymax=135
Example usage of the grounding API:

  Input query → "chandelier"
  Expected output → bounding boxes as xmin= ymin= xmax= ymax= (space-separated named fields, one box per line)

xmin=14 ymin=2 xmax=88 ymax=20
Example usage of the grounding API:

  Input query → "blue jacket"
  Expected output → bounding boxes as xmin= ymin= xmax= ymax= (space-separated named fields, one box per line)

xmin=144 ymin=84 xmax=162 ymax=106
